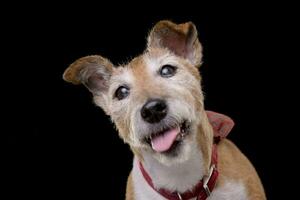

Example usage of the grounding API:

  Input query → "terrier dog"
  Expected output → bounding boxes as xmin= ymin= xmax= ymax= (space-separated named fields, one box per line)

xmin=63 ymin=20 xmax=265 ymax=200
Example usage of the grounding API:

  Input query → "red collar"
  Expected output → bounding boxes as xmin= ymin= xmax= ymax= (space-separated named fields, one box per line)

xmin=139 ymin=144 xmax=219 ymax=200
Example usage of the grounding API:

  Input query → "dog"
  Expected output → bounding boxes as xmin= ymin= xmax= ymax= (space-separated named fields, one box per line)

xmin=63 ymin=20 xmax=266 ymax=200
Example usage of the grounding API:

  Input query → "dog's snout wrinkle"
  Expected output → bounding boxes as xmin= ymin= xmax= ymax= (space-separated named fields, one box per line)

xmin=141 ymin=99 xmax=167 ymax=123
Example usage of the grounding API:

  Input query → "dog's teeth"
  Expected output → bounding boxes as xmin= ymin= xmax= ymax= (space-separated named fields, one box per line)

xmin=176 ymin=132 xmax=186 ymax=141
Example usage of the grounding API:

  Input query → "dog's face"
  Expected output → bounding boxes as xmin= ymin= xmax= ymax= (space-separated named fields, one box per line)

xmin=63 ymin=21 xmax=205 ymax=165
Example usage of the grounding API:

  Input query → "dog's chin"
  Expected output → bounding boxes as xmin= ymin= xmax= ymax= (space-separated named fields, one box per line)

xmin=141 ymin=120 xmax=196 ymax=166
xmin=151 ymin=137 xmax=196 ymax=166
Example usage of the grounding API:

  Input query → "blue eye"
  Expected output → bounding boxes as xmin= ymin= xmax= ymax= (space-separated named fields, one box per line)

xmin=115 ymin=86 xmax=130 ymax=100
xmin=160 ymin=65 xmax=177 ymax=77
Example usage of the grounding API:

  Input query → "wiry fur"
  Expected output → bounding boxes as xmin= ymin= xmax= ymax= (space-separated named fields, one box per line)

xmin=63 ymin=20 xmax=266 ymax=200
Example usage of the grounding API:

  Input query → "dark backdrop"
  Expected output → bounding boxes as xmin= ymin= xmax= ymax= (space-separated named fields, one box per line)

xmin=3 ymin=2 xmax=295 ymax=199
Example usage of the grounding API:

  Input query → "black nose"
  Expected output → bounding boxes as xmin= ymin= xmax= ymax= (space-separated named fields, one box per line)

xmin=141 ymin=99 xmax=167 ymax=123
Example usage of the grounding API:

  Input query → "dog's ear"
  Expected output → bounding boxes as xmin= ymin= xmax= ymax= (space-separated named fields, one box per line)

xmin=147 ymin=20 xmax=202 ymax=67
xmin=63 ymin=55 xmax=114 ymax=95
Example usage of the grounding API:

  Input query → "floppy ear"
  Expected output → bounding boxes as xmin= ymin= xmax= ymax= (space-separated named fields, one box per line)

xmin=147 ymin=20 xmax=202 ymax=67
xmin=63 ymin=55 xmax=114 ymax=114
xmin=206 ymin=111 xmax=235 ymax=139
xmin=63 ymin=55 xmax=114 ymax=95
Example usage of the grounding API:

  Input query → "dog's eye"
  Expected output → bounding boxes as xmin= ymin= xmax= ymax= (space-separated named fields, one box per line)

xmin=160 ymin=65 xmax=177 ymax=78
xmin=114 ymin=86 xmax=130 ymax=100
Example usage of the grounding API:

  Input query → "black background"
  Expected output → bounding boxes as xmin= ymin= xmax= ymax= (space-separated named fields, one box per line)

xmin=3 ymin=2 xmax=296 ymax=199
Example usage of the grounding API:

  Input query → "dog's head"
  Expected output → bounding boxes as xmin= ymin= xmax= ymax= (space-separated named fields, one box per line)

xmin=63 ymin=21 xmax=213 ymax=166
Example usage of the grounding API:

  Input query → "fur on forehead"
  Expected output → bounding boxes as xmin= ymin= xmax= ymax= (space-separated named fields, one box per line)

xmin=62 ymin=20 xmax=203 ymax=115
xmin=143 ymin=48 xmax=201 ymax=80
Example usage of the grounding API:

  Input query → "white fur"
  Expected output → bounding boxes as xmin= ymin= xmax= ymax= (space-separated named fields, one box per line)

xmin=141 ymin=141 xmax=204 ymax=193
xmin=144 ymin=51 xmax=179 ymax=74
xmin=132 ymin=150 xmax=248 ymax=200
xmin=208 ymin=180 xmax=248 ymax=200
xmin=132 ymin=157 xmax=167 ymax=200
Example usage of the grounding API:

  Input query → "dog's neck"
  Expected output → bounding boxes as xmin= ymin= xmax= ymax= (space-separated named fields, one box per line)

xmin=140 ymin=143 xmax=205 ymax=193
xmin=138 ymin=116 xmax=214 ymax=193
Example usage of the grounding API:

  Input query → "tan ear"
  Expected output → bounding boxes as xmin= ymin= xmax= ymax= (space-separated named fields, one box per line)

xmin=63 ymin=55 xmax=114 ymax=95
xmin=147 ymin=20 xmax=202 ymax=67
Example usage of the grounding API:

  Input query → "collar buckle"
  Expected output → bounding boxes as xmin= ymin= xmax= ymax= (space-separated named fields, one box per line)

xmin=177 ymin=192 xmax=183 ymax=200
xmin=202 ymin=164 xmax=215 ymax=197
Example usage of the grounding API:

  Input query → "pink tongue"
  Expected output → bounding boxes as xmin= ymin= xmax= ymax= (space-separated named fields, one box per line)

xmin=151 ymin=127 xmax=180 ymax=152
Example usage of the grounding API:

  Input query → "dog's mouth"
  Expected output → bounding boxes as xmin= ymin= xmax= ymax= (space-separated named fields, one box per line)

xmin=144 ymin=121 xmax=190 ymax=153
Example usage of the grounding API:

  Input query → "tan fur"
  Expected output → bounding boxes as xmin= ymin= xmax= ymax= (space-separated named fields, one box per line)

xmin=217 ymin=140 xmax=266 ymax=199
xmin=63 ymin=55 xmax=114 ymax=85
xmin=148 ymin=20 xmax=202 ymax=67
xmin=126 ymin=128 xmax=266 ymax=200
xmin=126 ymin=172 xmax=134 ymax=200
xmin=63 ymin=20 xmax=265 ymax=200
xmin=129 ymin=56 xmax=161 ymax=100
xmin=196 ymin=110 xmax=214 ymax=175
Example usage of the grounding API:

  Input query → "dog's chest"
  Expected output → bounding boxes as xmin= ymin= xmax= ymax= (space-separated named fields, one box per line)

xmin=208 ymin=180 xmax=248 ymax=200
xmin=131 ymin=162 xmax=248 ymax=200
